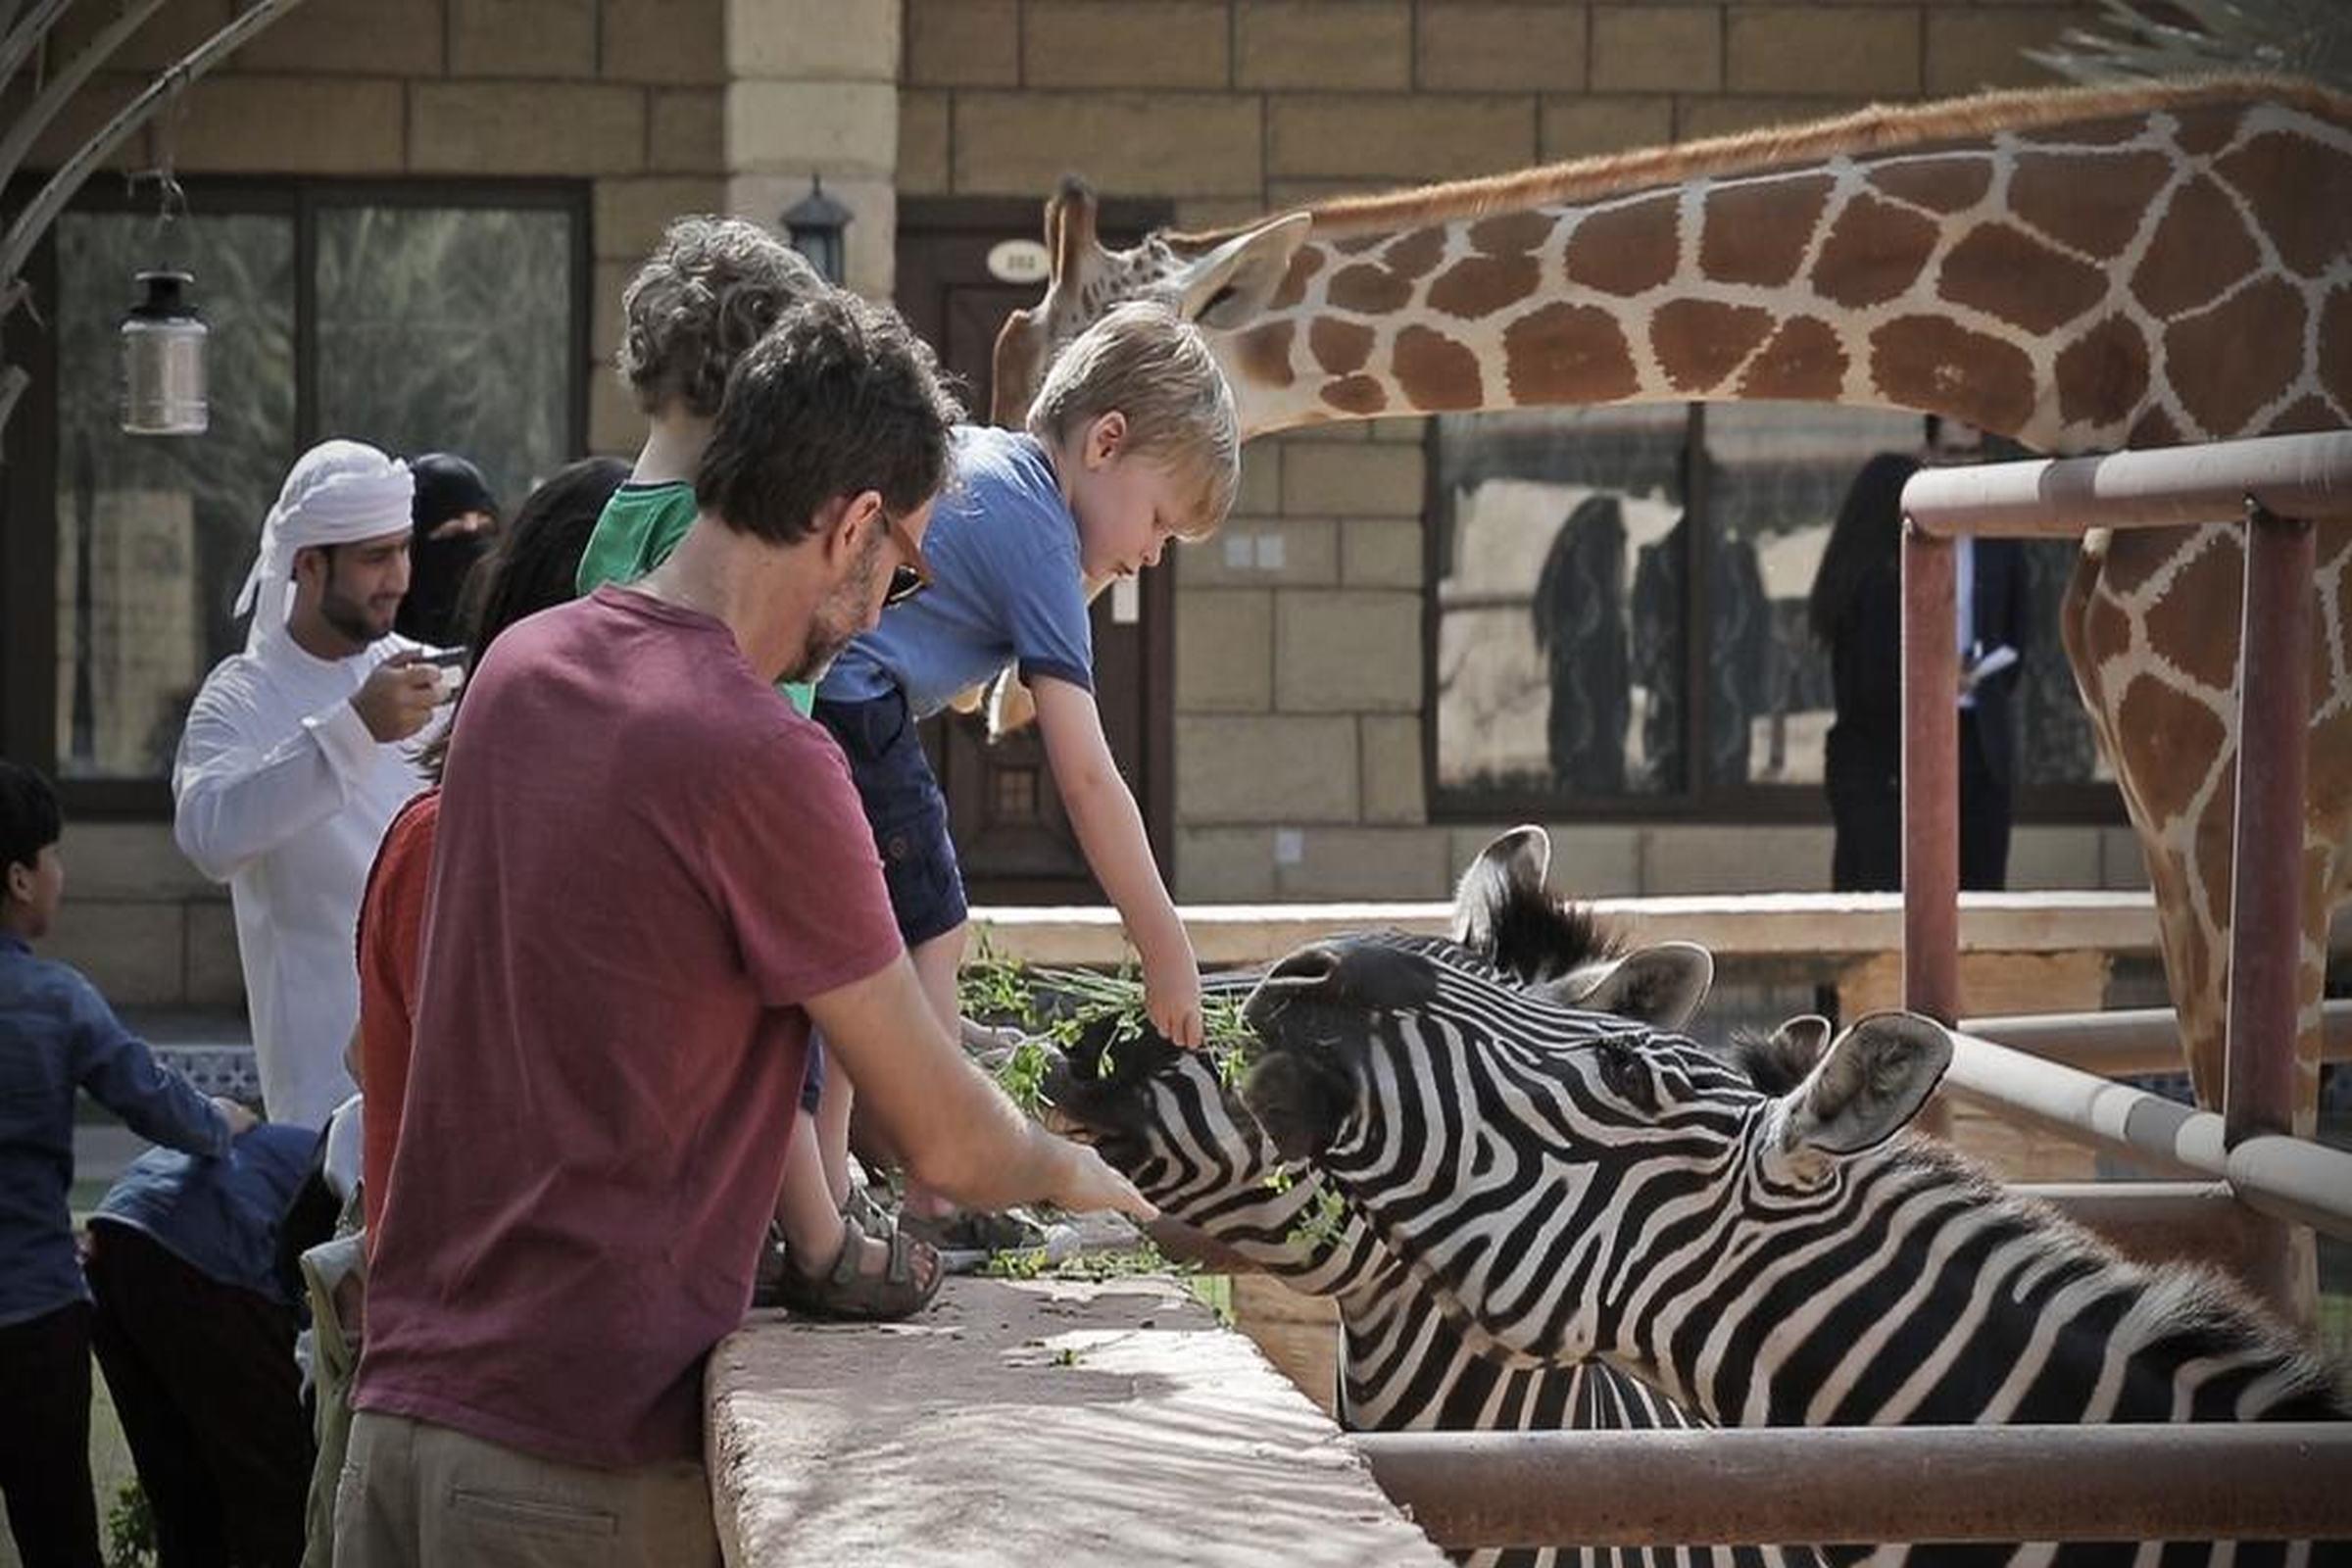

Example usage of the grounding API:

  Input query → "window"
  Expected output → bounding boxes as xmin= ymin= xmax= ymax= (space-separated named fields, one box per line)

xmin=1429 ymin=403 xmax=2115 ymax=820
xmin=2 ymin=181 xmax=586 ymax=804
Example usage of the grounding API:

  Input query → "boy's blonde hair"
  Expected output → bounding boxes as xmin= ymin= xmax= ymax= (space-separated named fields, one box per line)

xmin=1024 ymin=302 xmax=1240 ymax=538
xmin=618 ymin=216 xmax=826 ymax=418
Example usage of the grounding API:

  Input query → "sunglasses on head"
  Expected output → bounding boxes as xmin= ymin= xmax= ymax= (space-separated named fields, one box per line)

xmin=880 ymin=511 xmax=933 ymax=609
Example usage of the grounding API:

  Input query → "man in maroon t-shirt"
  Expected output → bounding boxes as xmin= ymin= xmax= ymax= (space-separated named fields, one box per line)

xmin=336 ymin=295 xmax=1152 ymax=1566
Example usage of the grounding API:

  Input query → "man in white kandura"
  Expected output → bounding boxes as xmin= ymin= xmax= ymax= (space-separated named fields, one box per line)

xmin=173 ymin=440 xmax=446 ymax=1131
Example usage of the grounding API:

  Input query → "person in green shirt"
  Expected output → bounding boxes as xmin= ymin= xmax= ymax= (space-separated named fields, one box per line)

xmin=578 ymin=217 xmax=932 ymax=1318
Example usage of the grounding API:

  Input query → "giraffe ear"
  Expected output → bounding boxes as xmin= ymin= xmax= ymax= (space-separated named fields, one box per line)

xmin=1177 ymin=212 xmax=1313 ymax=330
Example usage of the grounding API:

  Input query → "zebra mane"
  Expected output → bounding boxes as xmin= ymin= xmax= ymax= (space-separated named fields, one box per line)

xmin=1723 ymin=1025 xmax=1817 ymax=1096
xmin=1874 ymin=1133 xmax=2352 ymax=1415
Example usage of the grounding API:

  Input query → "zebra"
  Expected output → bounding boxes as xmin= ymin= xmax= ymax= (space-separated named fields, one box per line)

xmin=1237 ymin=930 xmax=2352 ymax=1567
xmin=1041 ymin=827 xmax=1820 ymax=1568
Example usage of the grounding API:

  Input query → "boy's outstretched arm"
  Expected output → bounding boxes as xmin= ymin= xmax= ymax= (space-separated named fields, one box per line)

xmin=1031 ymin=674 xmax=1203 ymax=1049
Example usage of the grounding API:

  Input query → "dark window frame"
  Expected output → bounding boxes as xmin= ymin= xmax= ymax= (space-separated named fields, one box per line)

xmin=1419 ymin=409 xmax=2128 ymax=828
xmin=0 ymin=174 xmax=591 ymax=819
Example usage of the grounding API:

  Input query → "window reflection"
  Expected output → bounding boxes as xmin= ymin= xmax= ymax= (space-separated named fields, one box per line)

xmin=1434 ymin=406 xmax=1687 ymax=801
xmin=54 ymin=212 xmax=295 ymax=778
xmin=47 ymin=198 xmax=578 ymax=782
xmin=1703 ymin=403 xmax=1918 ymax=788
xmin=316 ymin=207 xmax=572 ymax=508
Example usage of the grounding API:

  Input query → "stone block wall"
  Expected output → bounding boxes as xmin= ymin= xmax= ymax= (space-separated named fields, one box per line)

xmin=898 ymin=0 xmax=2140 ymax=903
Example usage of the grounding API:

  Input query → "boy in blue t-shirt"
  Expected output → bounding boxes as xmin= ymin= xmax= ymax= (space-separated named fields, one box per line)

xmin=813 ymin=301 xmax=1240 ymax=1261
xmin=0 ymin=759 xmax=251 ymax=1566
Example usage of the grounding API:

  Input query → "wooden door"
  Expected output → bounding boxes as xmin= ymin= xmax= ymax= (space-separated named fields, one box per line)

xmin=895 ymin=195 xmax=1176 ymax=903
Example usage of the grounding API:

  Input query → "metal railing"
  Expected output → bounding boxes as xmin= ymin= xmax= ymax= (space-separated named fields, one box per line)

xmin=1899 ymin=430 xmax=2352 ymax=1314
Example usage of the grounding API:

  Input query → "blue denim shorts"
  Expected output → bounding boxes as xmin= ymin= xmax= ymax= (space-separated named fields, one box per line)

xmin=812 ymin=689 xmax=969 ymax=949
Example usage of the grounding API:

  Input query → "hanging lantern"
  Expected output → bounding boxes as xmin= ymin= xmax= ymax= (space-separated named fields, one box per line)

xmin=120 ymin=270 xmax=208 ymax=436
xmin=781 ymin=174 xmax=854 ymax=286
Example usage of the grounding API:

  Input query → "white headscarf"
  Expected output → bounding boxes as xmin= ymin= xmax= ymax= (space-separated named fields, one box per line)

xmin=234 ymin=440 xmax=416 ymax=652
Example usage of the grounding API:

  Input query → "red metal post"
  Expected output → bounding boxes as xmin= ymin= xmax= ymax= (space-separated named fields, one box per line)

xmin=1902 ymin=523 xmax=1959 ymax=1037
xmin=2224 ymin=501 xmax=2315 ymax=1317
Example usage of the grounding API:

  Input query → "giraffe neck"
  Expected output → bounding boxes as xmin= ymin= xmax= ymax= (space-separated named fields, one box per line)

xmin=1215 ymin=86 xmax=2351 ymax=454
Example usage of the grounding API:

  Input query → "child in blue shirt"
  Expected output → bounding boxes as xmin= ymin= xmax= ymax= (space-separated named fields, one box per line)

xmin=813 ymin=302 xmax=1239 ymax=1260
xmin=0 ymin=759 xmax=251 ymax=1567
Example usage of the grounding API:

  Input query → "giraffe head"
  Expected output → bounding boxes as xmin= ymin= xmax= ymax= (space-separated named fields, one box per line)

xmin=990 ymin=177 xmax=1311 ymax=430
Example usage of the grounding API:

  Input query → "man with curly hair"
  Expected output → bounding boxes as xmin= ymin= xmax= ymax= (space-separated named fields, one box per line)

xmin=572 ymin=217 xmax=933 ymax=1318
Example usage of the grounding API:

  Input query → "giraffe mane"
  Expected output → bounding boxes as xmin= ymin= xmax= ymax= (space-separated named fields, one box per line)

xmin=1163 ymin=74 xmax=2352 ymax=249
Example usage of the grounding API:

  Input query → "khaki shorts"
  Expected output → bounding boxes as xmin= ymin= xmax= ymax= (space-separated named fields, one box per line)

xmin=334 ymin=1408 xmax=718 ymax=1568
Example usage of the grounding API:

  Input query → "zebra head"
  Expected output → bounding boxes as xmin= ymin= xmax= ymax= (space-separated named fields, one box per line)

xmin=1040 ymin=827 xmax=1717 ymax=1295
xmin=1237 ymin=932 xmax=1953 ymax=1367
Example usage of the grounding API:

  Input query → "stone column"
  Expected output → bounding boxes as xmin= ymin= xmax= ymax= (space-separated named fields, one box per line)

xmin=724 ymin=0 xmax=899 ymax=300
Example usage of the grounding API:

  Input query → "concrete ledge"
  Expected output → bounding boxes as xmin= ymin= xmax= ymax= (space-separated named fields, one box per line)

xmin=706 ymin=1275 xmax=1445 ymax=1568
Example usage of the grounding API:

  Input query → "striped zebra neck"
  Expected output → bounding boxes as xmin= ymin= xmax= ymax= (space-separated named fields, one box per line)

xmin=1559 ymin=1137 xmax=2347 ymax=1431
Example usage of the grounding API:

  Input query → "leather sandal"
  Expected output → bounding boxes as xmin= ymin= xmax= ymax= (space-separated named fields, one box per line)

xmin=768 ymin=1215 xmax=942 ymax=1322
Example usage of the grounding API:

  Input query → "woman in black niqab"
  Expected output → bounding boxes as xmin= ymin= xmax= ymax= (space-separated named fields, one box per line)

xmin=397 ymin=452 xmax=500 ymax=648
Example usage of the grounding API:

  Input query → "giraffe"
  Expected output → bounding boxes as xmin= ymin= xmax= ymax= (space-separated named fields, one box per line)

xmin=989 ymin=75 xmax=2352 ymax=1136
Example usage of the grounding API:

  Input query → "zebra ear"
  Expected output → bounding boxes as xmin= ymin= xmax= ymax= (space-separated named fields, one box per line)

xmin=1780 ymin=1011 xmax=1952 ymax=1158
xmin=1449 ymin=824 xmax=1551 ymax=949
xmin=1560 ymin=942 xmax=1713 ymax=1029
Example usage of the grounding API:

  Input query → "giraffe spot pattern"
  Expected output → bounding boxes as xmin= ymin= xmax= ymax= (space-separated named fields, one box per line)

xmin=2270 ymin=394 xmax=2344 ymax=435
xmin=1381 ymin=226 xmax=1448 ymax=281
xmin=1469 ymin=210 xmax=1554 ymax=258
xmin=2100 ymin=518 xmax=2201 ymax=599
xmin=2021 ymin=113 xmax=2145 ymax=148
xmin=2129 ymin=403 xmax=2182 ymax=448
xmin=2145 ymin=535 xmax=2246 ymax=693
xmin=2115 ymin=671 xmax=2230 ymax=829
xmin=1268 ymin=245 xmax=1324 ymax=311
xmin=2215 ymin=132 xmax=2352 ymax=279
xmin=1698 ymin=173 xmax=1835 ymax=288
xmin=1322 ymin=375 xmax=1388 ymax=416
xmin=2131 ymin=176 xmax=2262 ymax=318
xmin=1232 ymin=320 xmax=1297 ymax=389
xmin=1649 ymin=299 xmax=1775 ymax=393
xmin=2323 ymin=287 xmax=2352 ymax=418
xmin=1864 ymin=155 xmax=1990 ymax=215
xmin=1813 ymin=192 xmax=1940 ymax=309
xmin=1328 ymin=263 xmax=1416 ymax=316
xmin=2009 ymin=150 xmax=2173 ymax=262
xmin=1428 ymin=254 xmax=1542 ymax=320
xmin=1737 ymin=315 xmax=1846 ymax=402
xmin=1329 ymin=230 xmax=1389 ymax=258
xmin=2192 ymin=769 xmax=2236 ymax=948
xmin=1869 ymin=315 xmax=2036 ymax=437
xmin=1394 ymin=324 xmax=1484 ymax=410
xmin=2054 ymin=314 xmax=2153 ymax=429
xmin=2162 ymin=275 xmax=2304 ymax=437
xmin=1562 ymin=194 xmax=1679 ymax=298
xmin=2171 ymin=103 xmax=2248 ymax=158
xmin=1309 ymin=317 xmax=1376 ymax=376
xmin=1500 ymin=302 xmax=1639 ymax=406
xmin=1940 ymin=222 xmax=2110 ymax=334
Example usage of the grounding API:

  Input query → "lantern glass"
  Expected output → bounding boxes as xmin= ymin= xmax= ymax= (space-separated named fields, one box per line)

xmin=781 ymin=176 xmax=854 ymax=286
xmin=121 ymin=270 xmax=209 ymax=436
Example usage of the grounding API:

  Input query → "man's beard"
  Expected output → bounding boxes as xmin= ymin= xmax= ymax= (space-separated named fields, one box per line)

xmin=318 ymin=581 xmax=396 ymax=645
xmin=781 ymin=534 xmax=884 ymax=684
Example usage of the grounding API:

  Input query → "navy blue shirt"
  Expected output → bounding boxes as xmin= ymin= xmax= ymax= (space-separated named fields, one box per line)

xmin=93 ymin=1121 xmax=318 ymax=1302
xmin=0 ymin=932 xmax=230 ymax=1328
xmin=819 ymin=424 xmax=1095 ymax=716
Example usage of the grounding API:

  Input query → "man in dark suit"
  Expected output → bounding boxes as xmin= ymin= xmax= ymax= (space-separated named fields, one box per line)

xmin=1934 ymin=416 xmax=2030 ymax=890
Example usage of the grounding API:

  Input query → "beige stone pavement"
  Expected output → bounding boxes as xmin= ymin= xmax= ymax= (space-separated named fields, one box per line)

xmin=706 ymin=1273 xmax=1446 ymax=1568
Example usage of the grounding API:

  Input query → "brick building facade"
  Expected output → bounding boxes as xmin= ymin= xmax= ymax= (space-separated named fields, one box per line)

xmin=3 ymin=0 xmax=2152 ymax=1013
